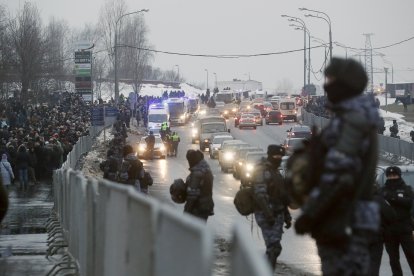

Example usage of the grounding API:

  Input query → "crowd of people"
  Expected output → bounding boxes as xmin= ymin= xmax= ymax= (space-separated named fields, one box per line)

xmin=0 ymin=93 xmax=91 ymax=191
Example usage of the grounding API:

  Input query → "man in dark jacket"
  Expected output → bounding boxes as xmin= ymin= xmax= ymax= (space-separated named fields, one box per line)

xmin=251 ymin=145 xmax=292 ymax=270
xmin=294 ymin=58 xmax=381 ymax=275
xmin=381 ymin=166 xmax=414 ymax=275
xmin=184 ymin=149 xmax=214 ymax=221
xmin=145 ymin=131 xmax=156 ymax=160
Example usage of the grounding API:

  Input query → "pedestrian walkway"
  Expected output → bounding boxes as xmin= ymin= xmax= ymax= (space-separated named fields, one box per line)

xmin=0 ymin=182 xmax=54 ymax=275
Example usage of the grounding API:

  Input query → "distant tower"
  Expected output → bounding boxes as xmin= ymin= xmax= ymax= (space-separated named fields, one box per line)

xmin=363 ymin=33 xmax=374 ymax=93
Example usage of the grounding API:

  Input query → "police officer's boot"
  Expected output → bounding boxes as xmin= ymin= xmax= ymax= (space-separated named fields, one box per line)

xmin=267 ymin=244 xmax=282 ymax=271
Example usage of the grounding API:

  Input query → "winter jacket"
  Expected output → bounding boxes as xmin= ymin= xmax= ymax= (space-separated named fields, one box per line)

xmin=184 ymin=159 xmax=214 ymax=217
xmin=380 ymin=178 xmax=413 ymax=235
xmin=301 ymin=94 xmax=381 ymax=244
xmin=15 ymin=149 xmax=30 ymax=170
xmin=0 ymin=157 xmax=14 ymax=186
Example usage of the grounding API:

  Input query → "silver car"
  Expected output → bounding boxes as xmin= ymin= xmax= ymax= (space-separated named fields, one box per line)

xmin=209 ymin=135 xmax=233 ymax=159
xmin=238 ymin=114 xmax=256 ymax=129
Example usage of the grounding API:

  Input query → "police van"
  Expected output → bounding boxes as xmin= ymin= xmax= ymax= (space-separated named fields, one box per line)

xmin=148 ymin=104 xmax=169 ymax=132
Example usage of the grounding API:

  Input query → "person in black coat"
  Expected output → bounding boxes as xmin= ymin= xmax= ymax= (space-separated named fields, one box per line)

xmin=15 ymin=145 xmax=30 ymax=191
xmin=183 ymin=149 xmax=214 ymax=221
xmin=381 ymin=166 xmax=414 ymax=275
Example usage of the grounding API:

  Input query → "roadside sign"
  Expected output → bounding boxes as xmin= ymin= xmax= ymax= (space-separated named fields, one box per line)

xmin=105 ymin=107 xmax=119 ymax=117
xmin=91 ymin=107 xmax=104 ymax=126
xmin=75 ymin=50 xmax=92 ymax=102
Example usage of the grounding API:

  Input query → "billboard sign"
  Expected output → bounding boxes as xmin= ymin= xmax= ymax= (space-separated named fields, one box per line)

xmin=75 ymin=50 xmax=92 ymax=102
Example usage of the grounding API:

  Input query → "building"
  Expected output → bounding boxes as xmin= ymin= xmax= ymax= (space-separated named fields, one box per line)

xmin=217 ymin=79 xmax=262 ymax=92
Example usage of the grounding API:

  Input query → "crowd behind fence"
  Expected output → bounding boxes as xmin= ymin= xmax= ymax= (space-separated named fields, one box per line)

xmin=51 ymin=119 xmax=272 ymax=275
xmin=302 ymin=110 xmax=414 ymax=162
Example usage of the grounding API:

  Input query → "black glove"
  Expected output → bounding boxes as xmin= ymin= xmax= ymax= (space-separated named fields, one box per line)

xmin=284 ymin=220 xmax=292 ymax=229
xmin=295 ymin=214 xmax=313 ymax=235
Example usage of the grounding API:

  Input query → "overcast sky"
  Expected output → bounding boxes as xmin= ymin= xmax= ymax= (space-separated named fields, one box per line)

xmin=3 ymin=0 xmax=414 ymax=91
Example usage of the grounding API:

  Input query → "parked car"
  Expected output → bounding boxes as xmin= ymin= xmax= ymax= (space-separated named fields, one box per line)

xmin=238 ymin=114 xmax=257 ymax=129
xmin=233 ymin=147 xmax=264 ymax=179
xmin=265 ymin=110 xmax=283 ymax=125
xmin=209 ymin=135 xmax=233 ymax=159
xmin=282 ymin=137 xmax=306 ymax=156
xmin=287 ymin=125 xmax=312 ymax=139
xmin=137 ymin=135 xmax=166 ymax=159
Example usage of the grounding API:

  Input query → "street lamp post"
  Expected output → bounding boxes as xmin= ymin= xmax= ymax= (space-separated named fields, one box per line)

xmin=114 ymin=9 xmax=149 ymax=103
xmin=205 ymin=69 xmax=209 ymax=91
xmin=292 ymin=24 xmax=311 ymax=85
xmin=312 ymin=38 xmax=328 ymax=73
xmin=213 ymin=72 xmax=217 ymax=89
xmin=282 ymin=15 xmax=307 ymax=89
xmin=300 ymin=8 xmax=332 ymax=61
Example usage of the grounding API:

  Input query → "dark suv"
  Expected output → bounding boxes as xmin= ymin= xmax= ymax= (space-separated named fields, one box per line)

xmin=287 ymin=125 xmax=312 ymax=139
xmin=265 ymin=111 xmax=283 ymax=125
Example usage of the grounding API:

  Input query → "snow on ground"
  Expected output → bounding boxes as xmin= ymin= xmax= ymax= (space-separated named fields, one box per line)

xmin=376 ymin=95 xmax=413 ymax=142
xmin=97 ymin=82 xmax=204 ymax=101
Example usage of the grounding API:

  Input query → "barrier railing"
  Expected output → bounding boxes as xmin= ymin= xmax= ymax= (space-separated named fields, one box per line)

xmin=51 ymin=117 xmax=272 ymax=275
xmin=302 ymin=109 xmax=414 ymax=162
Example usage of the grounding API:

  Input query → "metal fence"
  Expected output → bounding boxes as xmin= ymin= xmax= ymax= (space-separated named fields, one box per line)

xmin=302 ymin=110 xmax=414 ymax=161
xmin=50 ymin=119 xmax=272 ymax=275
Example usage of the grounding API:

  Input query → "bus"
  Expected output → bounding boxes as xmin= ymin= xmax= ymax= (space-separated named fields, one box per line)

xmin=165 ymin=98 xmax=188 ymax=125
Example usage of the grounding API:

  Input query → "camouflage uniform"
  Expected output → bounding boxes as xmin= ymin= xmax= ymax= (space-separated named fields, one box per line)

xmin=252 ymin=153 xmax=291 ymax=270
xmin=295 ymin=58 xmax=381 ymax=276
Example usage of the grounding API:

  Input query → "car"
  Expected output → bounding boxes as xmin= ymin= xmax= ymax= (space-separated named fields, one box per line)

xmin=287 ymin=125 xmax=312 ymax=139
xmin=240 ymin=152 xmax=267 ymax=185
xmin=137 ymin=135 xmax=166 ymax=159
xmin=219 ymin=143 xmax=251 ymax=173
xmin=215 ymin=101 xmax=226 ymax=113
xmin=238 ymin=114 xmax=256 ymax=129
xmin=265 ymin=111 xmax=283 ymax=125
xmin=248 ymin=111 xmax=263 ymax=125
xmin=282 ymin=138 xmax=306 ymax=156
xmin=376 ymin=165 xmax=414 ymax=187
xmin=233 ymin=147 xmax=265 ymax=179
xmin=222 ymin=104 xmax=238 ymax=118
xmin=209 ymin=135 xmax=233 ymax=159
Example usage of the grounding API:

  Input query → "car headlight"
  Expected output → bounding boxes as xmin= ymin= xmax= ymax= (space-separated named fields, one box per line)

xmin=232 ymin=108 xmax=236 ymax=112
xmin=238 ymin=162 xmax=243 ymax=166
xmin=246 ymin=172 xmax=251 ymax=178
xmin=224 ymin=111 xmax=228 ymax=114
xmin=192 ymin=129 xmax=198 ymax=135
xmin=224 ymin=152 xmax=234 ymax=161
xmin=214 ymin=147 xmax=219 ymax=151
xmin=160 ymin=145 xmax=165 ymax=152
xmin=191 ymin=122 xmax=194 ymax=127
xmin=204 ymin=139 xmax=209 ymax=143
xmin=246 ymin=163 xmax=254 ymax=172
xmin=180 ymin=115 xmax=185 ymax=119
xmin=139 ymin=145 xmax=146 ymax=152
xmin=200 ymin=110 xmax=206 ymax=115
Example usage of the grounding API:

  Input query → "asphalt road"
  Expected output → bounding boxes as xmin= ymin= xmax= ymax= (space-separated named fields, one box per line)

xmin=132 ymin=117 xmax=411 ymax=276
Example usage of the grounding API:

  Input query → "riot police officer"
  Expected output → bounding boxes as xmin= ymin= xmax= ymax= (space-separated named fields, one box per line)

xmin=381 ymin=166 xmax=414 ymax=275
xmin=251 ymin=144 xmax=291 ymax=270
xmin=390 ymin=120 xmax=400 ymax=138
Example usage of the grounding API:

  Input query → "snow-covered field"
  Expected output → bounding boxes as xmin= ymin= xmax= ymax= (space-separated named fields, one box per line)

xmin=96 ymin=82 xmax=204 ymax=101
xmin=376 ymin=94 xmax=413 ymax=142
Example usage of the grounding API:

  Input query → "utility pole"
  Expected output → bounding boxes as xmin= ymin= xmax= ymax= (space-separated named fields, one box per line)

xmin=363 ymin=33 xmax=374 ymax=94
xmin=384 ymin=67 xmax=388 ymax=110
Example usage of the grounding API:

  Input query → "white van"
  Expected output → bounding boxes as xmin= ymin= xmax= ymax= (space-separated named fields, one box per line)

xmin=279 ymin=99 xmax=297 ymax=122
xmin=148 ymin=104 xmax=169 ymax=131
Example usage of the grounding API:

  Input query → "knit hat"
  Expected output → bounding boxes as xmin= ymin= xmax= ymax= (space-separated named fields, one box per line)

xmin=385 ymin=166 xmax=401 ymax=177
xmin=186 ymin=149 xmax=204 ymax=168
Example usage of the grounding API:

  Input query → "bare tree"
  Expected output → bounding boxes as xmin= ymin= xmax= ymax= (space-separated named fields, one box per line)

xmin=120 ymin=15 xmax=153 ymax=93
xmin=8 ymin=2 xmax=44 ymax=103
xmin=98 ymin=0 xmax=127 ymax=79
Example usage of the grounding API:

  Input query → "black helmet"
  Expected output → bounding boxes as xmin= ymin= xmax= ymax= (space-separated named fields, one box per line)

xmin=267 ymin=144 xmax=285 ymax=156
xmin=170 ymin=179 xmax=187 ymax=204
xmin=385 ymin=166 xmax=401 ymax=177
